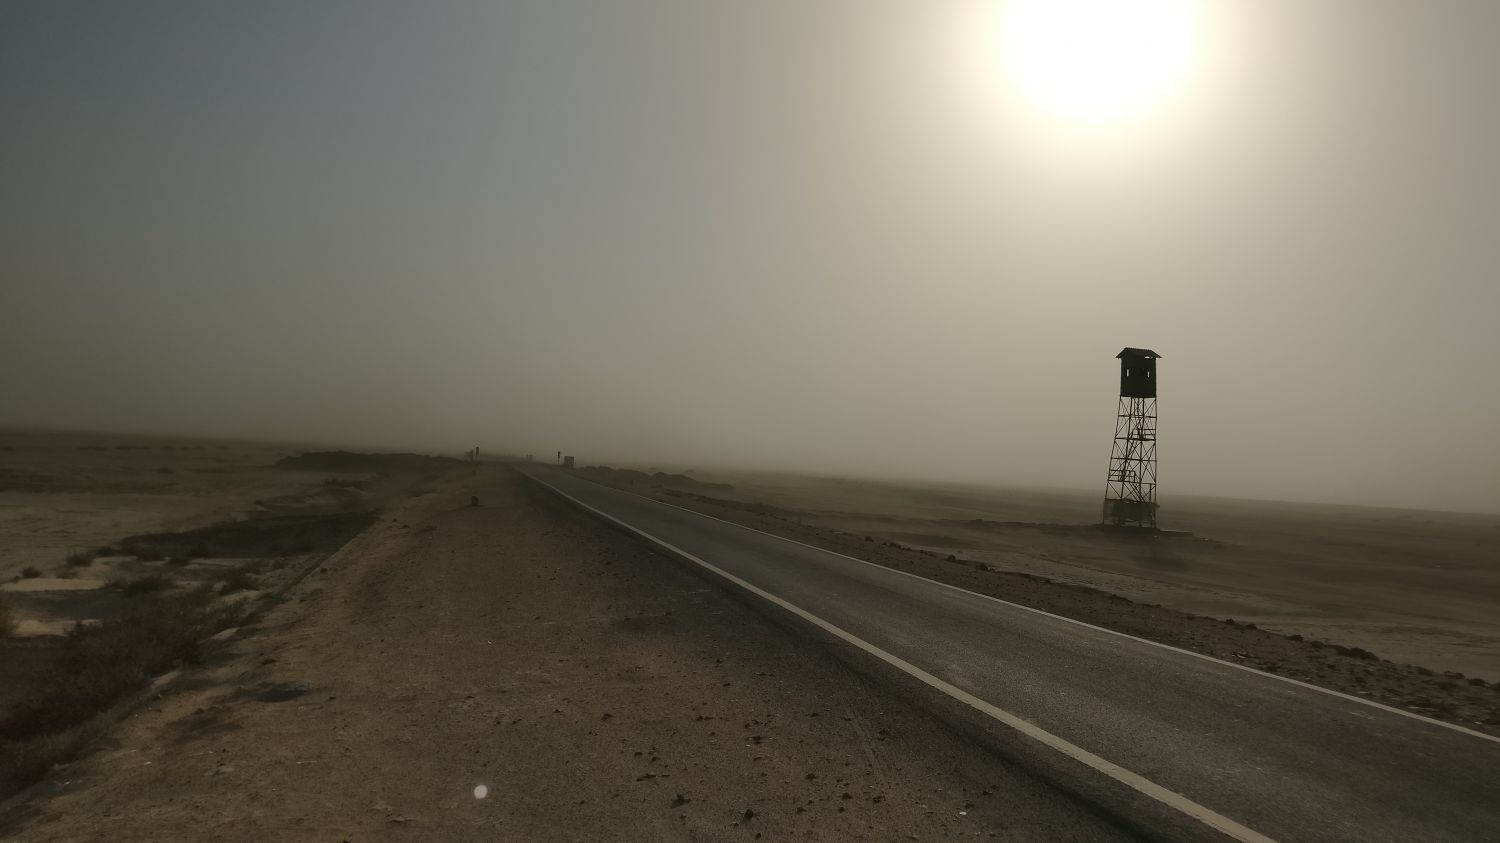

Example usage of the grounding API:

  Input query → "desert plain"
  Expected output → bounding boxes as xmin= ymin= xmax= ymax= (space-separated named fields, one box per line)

xmin=1 ymin=429 xmax=1497 ymax=841
xmin=652 ymin=468 xmax=1500 ymax=682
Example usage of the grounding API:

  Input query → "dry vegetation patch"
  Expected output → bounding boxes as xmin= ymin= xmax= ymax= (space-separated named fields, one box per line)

xmin=108 ymin=511 xmax=374 ymax=562
xmin=0 ymin=437 xmax=405 ymax=803
xmin=0 ymin=505 xmax=379 ymax=800
xmin=0 ymin=595 xmax=14 ymax=639
xmin=0 ymin=589 xmax=245 ymax=796
xmin=107 ymin=573 xmax=177 ymax=595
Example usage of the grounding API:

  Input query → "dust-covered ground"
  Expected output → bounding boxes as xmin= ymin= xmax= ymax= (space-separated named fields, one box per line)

xmin=1 ymin=466 xmax=1158 ymax=842
xmin=5 ymin=440 xmax=1494 ymax=839
xmin=620 ymin=468 xmax=1500 ymax=683
xmin=0 ymin=430 xmax=452 ymax=638
xmin=574 ymin=466 xmax=1500 ymax=736
xmin=0 ymin=430 xmax=456 ymax=801
xmin=0 ymin=430 xmax=402 ymax=711
xmin=0 ymin=429 xmax=333 ymax=585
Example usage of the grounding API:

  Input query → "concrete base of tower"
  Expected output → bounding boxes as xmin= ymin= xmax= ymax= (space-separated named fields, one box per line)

xmin=1102 ymin=497 xmax=1159 ymax=529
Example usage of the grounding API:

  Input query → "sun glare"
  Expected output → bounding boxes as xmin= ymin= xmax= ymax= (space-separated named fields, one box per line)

xmin=1001 ymin=0 xmax=1199 ymax=124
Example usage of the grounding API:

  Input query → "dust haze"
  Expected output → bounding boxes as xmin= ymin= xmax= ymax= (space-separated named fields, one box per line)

xmin=3 ymin=1 xmax=1498 ymax=513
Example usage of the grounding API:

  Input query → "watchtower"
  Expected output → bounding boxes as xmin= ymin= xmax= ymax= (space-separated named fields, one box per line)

xmin=1103 ymin=347 xmax=1160 ymax=529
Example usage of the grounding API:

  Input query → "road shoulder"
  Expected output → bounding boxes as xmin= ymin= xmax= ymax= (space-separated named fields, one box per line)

xmin=3 ymin=467 xmax=1140 ymax=841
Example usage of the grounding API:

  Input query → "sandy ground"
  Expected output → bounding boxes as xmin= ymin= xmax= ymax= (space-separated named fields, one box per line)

xmin=659 ymin=470 xmax=1500 ymax=682
xmin=1 ymin=467 xmax=1156 ymax=842
xmin=0 ymin=430 xmax=391 ymax=712
xmin=5 ymin=438 xmax=1493 ymax=838
xmin=0 ymin=429 xmax=329 ymax=583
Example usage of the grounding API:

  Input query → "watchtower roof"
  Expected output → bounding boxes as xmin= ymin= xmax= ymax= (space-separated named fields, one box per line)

xmin=1116 ymin=347 xmax=1162 ymax=359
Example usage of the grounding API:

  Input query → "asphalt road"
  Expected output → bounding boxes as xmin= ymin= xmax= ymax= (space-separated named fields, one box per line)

xmin=521 ymin=466 xmax=1500 ymax=843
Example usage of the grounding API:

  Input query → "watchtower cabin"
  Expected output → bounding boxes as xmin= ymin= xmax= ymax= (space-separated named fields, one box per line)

xmin=1103 ymin=348 xmax=1161 ymax=529
xmin=1118 ymin=347 xmax=1158 ymax=399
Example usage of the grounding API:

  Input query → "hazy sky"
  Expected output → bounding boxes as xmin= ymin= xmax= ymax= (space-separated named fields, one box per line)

xmin=3 ymin=1 xmax=1498 ymax=512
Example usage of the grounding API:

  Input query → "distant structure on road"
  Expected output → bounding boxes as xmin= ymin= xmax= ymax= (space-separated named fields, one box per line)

xmin=562 ymin=455 xmax=575 ymax=469
xmin=1103 ymin=347 xmax=1160 ymax=529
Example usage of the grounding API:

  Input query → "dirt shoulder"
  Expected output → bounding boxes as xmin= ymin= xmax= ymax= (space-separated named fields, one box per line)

xmin=1 ymin=467 xmax=1147 ymax=841
xmin=600 ymin=482 xmax=1500 ymax=738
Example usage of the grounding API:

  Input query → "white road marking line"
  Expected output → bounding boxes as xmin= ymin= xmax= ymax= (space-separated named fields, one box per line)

xmin=528 ymin=472 xmax=1277 ymax=843
xmin=544 ymin=469 xmax=1500 ymax=747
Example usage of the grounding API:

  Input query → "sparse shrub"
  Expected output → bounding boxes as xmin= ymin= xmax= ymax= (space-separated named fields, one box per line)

xmin=1333 ymin=645 xmax=1378 ymax=660
xmin=181 ymin=582 xmax=218 ymax=604
xmin=107 ymin=574 xmax=175 ymax=595
xmin=217 ymin=568 xmax=260 ymax=595
xmin=20 ymin=566 xmax=43 ymax=579
xmin=119 ymin=542 xmax=163 ymax=562
xmin=166 ymin=555 xmax=192 ymax=566
xmin=945 ymin=554 xmax=957 ymax=563
xmin=0 ymin=726 xmax=96 ymax=795
xmin=0 ymin=594 xmax=14 ymax=638
xmin=0 ymin=595 xmax=241 ymax=741
xmin=65 ymin=551 xmax=94 ymax=568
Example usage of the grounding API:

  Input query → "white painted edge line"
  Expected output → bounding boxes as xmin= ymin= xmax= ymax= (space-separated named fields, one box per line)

xmin=528 ymin=471 xmax=1275 ymax=843
xmin=539 ymin=469 xmax=1500 ymax=747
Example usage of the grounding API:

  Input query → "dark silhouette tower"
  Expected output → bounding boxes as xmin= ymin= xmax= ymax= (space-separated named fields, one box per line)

xmin=1103 ymin=348 xmax=1160 ymax=529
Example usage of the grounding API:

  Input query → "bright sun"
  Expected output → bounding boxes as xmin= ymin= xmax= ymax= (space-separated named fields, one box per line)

xmin=1001 ymin=0 xmax=1199 ymax=124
